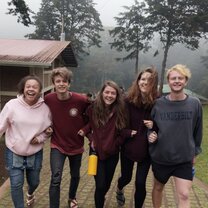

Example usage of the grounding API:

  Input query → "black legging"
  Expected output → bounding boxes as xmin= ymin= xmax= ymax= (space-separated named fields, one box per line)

xmin=117 ymin=152 xmax=151 ymax=208
xmin=94 ymin=153 xmax=119 ymax=208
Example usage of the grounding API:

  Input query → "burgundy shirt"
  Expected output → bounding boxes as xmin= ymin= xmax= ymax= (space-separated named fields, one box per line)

xmin=122 ymin=101 xmax=152 ymax=162
xmin=45 ymin=92 xmax=89 ymax=155
xmin=82 ymin=105 xmax=128 ymax=160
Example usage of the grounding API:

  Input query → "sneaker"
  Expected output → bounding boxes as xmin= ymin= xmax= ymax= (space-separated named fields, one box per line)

xmin=68 ymin=198 xmax=78 ymax=208
xmin=26 ymin=193 xmax=35 ymax=207
xmin=116 ymin=188 xmax=125 ymax=206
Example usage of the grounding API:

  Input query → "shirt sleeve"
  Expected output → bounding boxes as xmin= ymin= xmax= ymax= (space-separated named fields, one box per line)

xmin=193 ymin=101 xmax=203 ymax=156
xmin=0 ymin=104 xmax=10 ymax=137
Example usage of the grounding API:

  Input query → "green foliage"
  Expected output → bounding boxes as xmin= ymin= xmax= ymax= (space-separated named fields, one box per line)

xmin=195 ymin=105 xmax=208 ymax=184
xmin=197 ymin=75 xmax=208 ymax=98
xmin=145 ymin=0 xmax=208 ymax=95
xmin=192 ymin=50 xmax=208 ymax=98
xmin=7 ymin=0 xmax=34 ymax=26
xmin=26 ymin=0 xmax=103 ymax=57
xmin=109 ymin=0 xmax=153 ymax=74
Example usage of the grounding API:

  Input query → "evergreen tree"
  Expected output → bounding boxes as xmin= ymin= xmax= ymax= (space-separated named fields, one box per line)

xmin=7 ymin=0 xmax=33 ymax=26
xmin=26 ymin=0 xmax=103 ymax=57
xmin=198 ymin=52 xmax=208 ymax=97
xmin=145 ymin=0 xmax=208 ymax=95
xmin=109 ymin=0 xmax=153 ymax=74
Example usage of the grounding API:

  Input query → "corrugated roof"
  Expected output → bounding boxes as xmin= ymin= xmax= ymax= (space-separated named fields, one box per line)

xmin=0 ymin=39 xmax=77 ymax=67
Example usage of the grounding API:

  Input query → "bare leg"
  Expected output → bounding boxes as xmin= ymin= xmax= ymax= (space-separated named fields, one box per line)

xmin=174 ymin=177 xmax=192 ymax=208
xmin=152 ymin=177 xmax=165 ymax=208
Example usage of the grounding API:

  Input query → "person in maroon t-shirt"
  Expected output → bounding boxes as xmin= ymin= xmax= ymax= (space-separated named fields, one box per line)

xmin=44 ymin=67 xmax=89 ymax=208
xmin=116 ymin=67 xmax=158 ymax=208
xmin=79 ymin=80 xmax=128 ymax=208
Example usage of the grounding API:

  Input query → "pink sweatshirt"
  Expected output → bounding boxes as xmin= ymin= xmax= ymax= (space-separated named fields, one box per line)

xmin=0 ymin=95 xmax=52 ymax=156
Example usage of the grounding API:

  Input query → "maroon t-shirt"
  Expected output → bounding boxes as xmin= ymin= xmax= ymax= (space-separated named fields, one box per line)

xmin=45 ymin=92 xmax=89 ymax=155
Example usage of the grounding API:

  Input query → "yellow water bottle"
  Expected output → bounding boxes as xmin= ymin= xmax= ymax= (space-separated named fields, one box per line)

xmin=88 ymin=152 xmax=98 ymax=176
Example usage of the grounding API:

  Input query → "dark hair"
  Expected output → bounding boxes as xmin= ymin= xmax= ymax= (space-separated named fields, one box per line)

xmin=127 ymin=66 xmax=158 ymax=108
xmin=92 ymin=80 xmax=127 ymax=129
xmin=17 ymin=75 xmax=42 ymax=95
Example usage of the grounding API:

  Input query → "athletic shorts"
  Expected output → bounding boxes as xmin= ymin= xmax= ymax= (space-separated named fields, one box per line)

xmin=151 ymin=161 xmax=193 ymax=184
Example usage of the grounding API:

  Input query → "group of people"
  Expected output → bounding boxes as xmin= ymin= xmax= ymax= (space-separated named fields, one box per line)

xmin=0 ymin=64 xmax=202 ymax=208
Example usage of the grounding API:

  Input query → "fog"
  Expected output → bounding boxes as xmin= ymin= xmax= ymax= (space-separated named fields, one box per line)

xmin=0 ymin=0 xmax=137 ymax=39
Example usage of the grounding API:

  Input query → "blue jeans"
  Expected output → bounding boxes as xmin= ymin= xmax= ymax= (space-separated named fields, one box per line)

xmin=5 ymin=148 xmax=43 ymax=208
xmin=49 ymin=148 xmax=82 ymax=208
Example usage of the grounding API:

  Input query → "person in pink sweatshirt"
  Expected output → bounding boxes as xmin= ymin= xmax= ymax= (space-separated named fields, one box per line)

xmin=0 ymin=75 xmax=52 ymax=208
xmin=79 ymin=80 xmax=128 ymax=208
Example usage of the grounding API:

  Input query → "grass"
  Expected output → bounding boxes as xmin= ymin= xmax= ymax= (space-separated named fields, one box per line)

xmin=195 ymin=105 xmax=208 ymax=184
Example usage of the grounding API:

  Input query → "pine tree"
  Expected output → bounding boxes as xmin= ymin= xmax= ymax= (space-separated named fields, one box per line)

xmin=145 ymin=0 xmax=208 ymax=95
xmin=26 ymin=0 xmax=103 ymax=57
xmin=109 ymin=0 xmax=153 ymax=74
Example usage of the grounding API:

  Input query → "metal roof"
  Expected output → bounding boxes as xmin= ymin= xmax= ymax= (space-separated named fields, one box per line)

xmin=163 ymin=84 xmax=208 ymax=102
xmin=0 ymin=39 xmax=78 ymax=67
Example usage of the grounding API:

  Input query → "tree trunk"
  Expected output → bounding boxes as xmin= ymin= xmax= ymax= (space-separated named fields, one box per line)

xmin=135 ymin=46 xmax=139 ymax=74
xmin=159 ymin=43 xmax=169 ymax=96
xmin=159 ymin=26 xmax=172 ymax=96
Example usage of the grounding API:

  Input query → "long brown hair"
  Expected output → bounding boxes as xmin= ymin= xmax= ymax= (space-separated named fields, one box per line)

xmin=127 ymin=67 xmax=158 ymax=108
xmin=92 ymin=80 xmax=127 ymax=130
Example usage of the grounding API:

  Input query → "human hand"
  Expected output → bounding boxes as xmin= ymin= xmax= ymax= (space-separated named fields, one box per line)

xmin=78 ymin=129 xmax=85 ymax=137
xmin=30 ymin=137 xmax=39 ymax=145
xmin=148 ymin=131 xmax=157 ymax=143
xmin=45 ymin=127 xmax=53 ymax=136
xmin=143 ymin=120 xmax=153 ymax=129
xmin=131 ymin=130 xmax=137 ymax=137
xmin=91 ymin=141 xmax=95 ymax=151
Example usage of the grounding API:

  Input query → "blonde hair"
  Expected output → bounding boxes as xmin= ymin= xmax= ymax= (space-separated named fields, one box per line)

xmin=166 ymin=64 xmax=191 ymax=81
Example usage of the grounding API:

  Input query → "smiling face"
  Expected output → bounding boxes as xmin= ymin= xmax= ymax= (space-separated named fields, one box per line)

xmin=168 ymin=70 xmax=187 ymax=93
xmin=138 ymin=72 xmax=152 ymax=95
xmin=53 ymin=75 xmax=70 ymax=95
xmin=23 ymin=79 xmax=41 ymax=105
xmin=102 ymin=85 xmax=117 ymax=106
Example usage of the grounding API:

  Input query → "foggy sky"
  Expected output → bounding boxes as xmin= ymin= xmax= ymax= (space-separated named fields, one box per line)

xmin=0 ymin=0 xmax=136 ymax=39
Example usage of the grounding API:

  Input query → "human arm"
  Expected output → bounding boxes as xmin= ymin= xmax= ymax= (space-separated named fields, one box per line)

xmin=78 ymin=123 xmax=91 ymax=137
xmin=30 ymin=126 xmax=53 ymax=145
xmin=193 ymin=101 xmax=203 ymax=156
xmin=116 ymin=128 xmax=135 ymax=146
xmin=147 ymin=106 xmax=159 ymax=144
xmin=143 ymin=120 xmax=153 ymax=129
xmin=0 ymin=104 xmax=11 ymax=137
xmin=148 ymin=131 xmax=158 ymax=143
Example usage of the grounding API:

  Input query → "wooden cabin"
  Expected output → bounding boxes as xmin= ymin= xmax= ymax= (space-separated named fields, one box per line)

xmin=0 ymin=39 xmax=77 ymax=109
